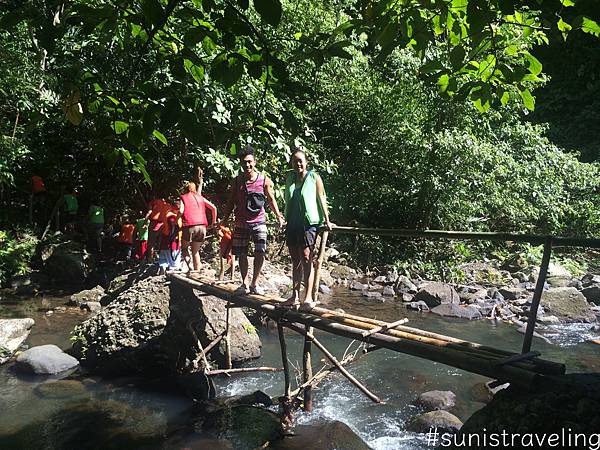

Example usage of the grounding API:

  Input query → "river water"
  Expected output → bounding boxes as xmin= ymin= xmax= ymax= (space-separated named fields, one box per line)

xmin=1 ymin=289 xmax=599 ymax=449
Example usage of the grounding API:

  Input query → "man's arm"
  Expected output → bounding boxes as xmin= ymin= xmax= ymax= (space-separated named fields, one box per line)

xmin=265 ymin=176 xmax=285 ymax=227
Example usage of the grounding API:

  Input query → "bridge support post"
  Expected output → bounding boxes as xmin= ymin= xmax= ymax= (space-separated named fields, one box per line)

xmin=522 ymin=237 xmax=553 ymax=354
xmin=311 ymin=230 xmax=329 ymax=302
xmin=225 ymin=301 xmax=232 ymax=369
xmin=303 ymin=325 xmax=314 ymax=411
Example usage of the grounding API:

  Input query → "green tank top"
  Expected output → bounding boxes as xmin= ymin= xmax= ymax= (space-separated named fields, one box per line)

xmin=64 ymin=194 xmax=78 ymax=213
xmin=89 ymin=205 xmax=104 ymax=224
xmin=284 ymin=171 xmax=325 ymax=226
xmin=135 ymin=218 xmax=149 ymax=241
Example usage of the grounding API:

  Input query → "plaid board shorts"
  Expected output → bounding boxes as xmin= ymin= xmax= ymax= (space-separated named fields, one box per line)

xmin=232 ymin=222 xmax=268 ymax=256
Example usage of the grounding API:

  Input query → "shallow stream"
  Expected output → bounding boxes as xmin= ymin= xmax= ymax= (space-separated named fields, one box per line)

xmin=1 ymin=289 xmax=599 ymax=449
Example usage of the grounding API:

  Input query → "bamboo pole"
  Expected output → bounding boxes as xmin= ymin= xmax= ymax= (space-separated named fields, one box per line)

xmin=206 ymin=367 xmax=283 ymax=376
xmin=361 ymin=318 xmax=409 ymax=337
xmin=522 ymin=237 xmax=552 ymax=354
xmin=329 ymin=225 xmax=600 ymax=249
xmin=287 ymin=323 xmax=383 ymax=404
xmin=278 ymin=323 xmax=291 ymax=399
xmin=311 ymin=230 xmax=329 ymax=301
xmin=303 ymin=325 xmax=314 ymax=411
xmin=225 ymin=301 xmax=232 ymax=369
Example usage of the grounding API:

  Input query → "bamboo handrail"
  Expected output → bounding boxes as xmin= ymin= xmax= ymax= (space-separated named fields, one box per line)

xmin=329 ymin=225 xmax=600 ymax=248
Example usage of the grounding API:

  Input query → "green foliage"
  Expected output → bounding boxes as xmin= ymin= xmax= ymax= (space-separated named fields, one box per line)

xmin=69 ymin=324 xmax=89 ymax=358
xmin=0 ymin=229 xmax=38 ymax=286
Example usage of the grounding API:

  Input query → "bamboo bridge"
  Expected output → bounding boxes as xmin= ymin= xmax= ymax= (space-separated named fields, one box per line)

xmin=168 ymin=227 xmax=600 ymax=410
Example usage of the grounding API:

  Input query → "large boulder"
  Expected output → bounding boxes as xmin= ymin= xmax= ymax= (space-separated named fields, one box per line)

xmin=540 ymin=287 xmax=597 ymax=323
xmin=455 ymin=373 xmax=600 ymax=446
xmin=15 ymin=344 xmax=79 ymax=374
xmin=0 ymin=318 xmax=35 ymax=364
xmin=38 ymin=239 xmax=93 ymax=286
xmin=414 ymin=282 xmax=460 ymax=308
xmin=72 ymin=273 xmax=261 ymax=380
xmin=71 ymin=274 xmax=172 ymax=373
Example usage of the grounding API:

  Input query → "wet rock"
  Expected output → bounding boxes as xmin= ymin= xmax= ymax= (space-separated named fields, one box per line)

xmin=350 ymin=280 xmax=367 ymax=291
xmin=273 ymin=420 xmax=372 ymax=450
xmin=382 ymin=286 xmax=395 ymax=296
xmin=319 ymin=284 xmax=332 ymax=295
xmin=16 ymin=344 xmax=79 ymax=375
xmin=407 ymin=410 xmax=463 ymax=434
xmin=498 ymin=287 xmax=524 ymax=300
xmin=415 ymin=390 xmax=457 ymax=411
xmin=34 ymin=379 xmax=88 ymax=399
xmin=431 ymin=304 xmax=482 ymax=320
xmin=0 ymin=318 xmax=35 ymax=364
xmin=541 ymin=287 xmax=597 ymax=323
xmin=407 ymin=301 xmax=430 ymax=311
xmin=581 ymin=285 xmax=600 ymax=304
xmin=69 ymin=285 xmax=105 ymax=307
xmin=414 ymin=282 xmax=460 ymax=308
xmin=362 ymin=291 xmax=384 ymax=301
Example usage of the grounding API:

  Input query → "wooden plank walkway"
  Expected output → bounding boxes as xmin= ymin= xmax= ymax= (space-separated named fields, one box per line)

xmin=168 ymin=273 xmax=565 ymax=389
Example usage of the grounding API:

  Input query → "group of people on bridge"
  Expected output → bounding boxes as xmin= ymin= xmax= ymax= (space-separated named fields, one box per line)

xmin=30 ymin=146 xmax=332 ymax=310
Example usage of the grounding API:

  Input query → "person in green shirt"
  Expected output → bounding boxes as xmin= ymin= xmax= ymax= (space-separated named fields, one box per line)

xmin=282 ymin=148 xmax=332 ymax=309
xmin=62 ymin=187 xmax=78 ymax=233
xmin=134 ymin=212 xmax=150 ymax=262
xmin=88 ymin=204 xmax=104 ymax=252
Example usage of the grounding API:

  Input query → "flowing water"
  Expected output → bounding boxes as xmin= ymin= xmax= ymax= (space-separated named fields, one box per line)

xmin=1 ymin=289 xmax=599 ymax=449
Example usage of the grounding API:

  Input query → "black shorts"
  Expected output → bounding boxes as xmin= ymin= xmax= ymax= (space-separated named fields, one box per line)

xmin=286 ymin=225 xmax=318 ymax=250
xmin=182 ymin=225 xmax=206 ymax=243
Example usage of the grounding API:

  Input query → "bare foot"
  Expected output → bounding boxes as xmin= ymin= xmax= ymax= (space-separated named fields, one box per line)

xmin=300 ymin=300 xmax=320 ymax=310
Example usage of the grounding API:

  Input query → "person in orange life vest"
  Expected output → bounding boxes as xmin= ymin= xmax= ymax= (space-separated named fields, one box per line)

xmin=145 ymin=194 xmax=169 ymax=259
xmin=117 ymin=219 xmax=135 ymax=264
xmin=30 ymin=175 xmax=47 ymax=226
xmin=157 ymin=201 xmax=182 ymax=275
xmin=179 ymin=181 xmax=218 ymax=272
xmin=217 ymin=224 xmax=235 ymax=280
xmin=221 ymin=145 xmax=285 ymax=296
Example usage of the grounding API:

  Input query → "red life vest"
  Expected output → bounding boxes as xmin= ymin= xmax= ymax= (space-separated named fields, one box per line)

xmin=118 ymin=224 xmax=135 ymax=244
xmin=180 ymin=192 xmax=208 ymax=226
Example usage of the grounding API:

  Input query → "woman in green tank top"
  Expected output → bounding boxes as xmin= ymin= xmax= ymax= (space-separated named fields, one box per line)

xmin=282 ymin=148 xmax=332 ymax=309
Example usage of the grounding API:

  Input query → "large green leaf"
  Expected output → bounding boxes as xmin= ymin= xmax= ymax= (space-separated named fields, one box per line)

xmin=519 ymin=88 xmax=535 ymax=111
xmin=253 ymin=0 xmax=282 ymax=27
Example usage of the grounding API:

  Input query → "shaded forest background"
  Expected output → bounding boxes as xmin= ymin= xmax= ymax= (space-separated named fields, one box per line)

xmin=1 ymin=0 xmax=599 ymax=277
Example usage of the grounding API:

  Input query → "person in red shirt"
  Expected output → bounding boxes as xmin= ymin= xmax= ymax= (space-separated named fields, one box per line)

xmin=179 ymin=181 xmax=217 ymax=272
xmin=145 ymin=194 xmax=168 ymax=260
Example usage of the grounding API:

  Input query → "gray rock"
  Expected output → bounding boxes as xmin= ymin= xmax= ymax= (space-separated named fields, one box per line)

xmin=16 ymin=344 xmax=79 ymax=374
xmin=431 ymin=304 xmax=482 ymax=320
xmin=318 ymin=269 xmax=336 ymax=288
xmin=395 ymin=275 xmax=418 ymax=294
xmin=460 ymin=262 xmax=508 ymax=286
xmin=319 ymin=284 xmax=332 ymax=295
xmin=568 ymin=279 xmax=583 ymax=290
xmin=279 ymin=420 xmax=371 ymax=450
xmin=0 ymin=318 xmax=35 ymax=364
xmin=401 ymin=293 xmax=415 ymax=303
xmin=539 ymin=315 xmax=561 ymax=324
xmin=362 ymin=291 xmax=384 ymax=301
xmin=415 ymin=390 xmax=457 ymax=411
xmin=407 ymin=301 xmax=430 ymax=311
xmin=373 ymin=275 xmax=387 ymax=284
xmin=350 ymin=280 xmax=367 ymax=291
xmin=69 ymin=285 xmax=105 ymax=307
xmin=414 ymin=282 xmax=460 ymax=308
xmin=582 ymin=274 xmax=600 ymax=287
xmin=498 ymin=287 xmax=525 ymax=300
xmin=328 ymin=263 xmax=359 ymax=280
xmin=513 ymin=271 xmax=530 ymax=283
xmin=541 ymin=287 xmax=597 ymax=323
xmin=407 ymin=410 xmax=463 ymax=434
xmin=547 ymin=276 xmax=572 ymax=287
xmin=581 ymin=285 xmax=600 ymax=304
xmin=501 ymin=254 xmax=529 ymax=273
xmin=459 ymin=289 xmax=487 ymax=305
xmin=382 ymin=286 xmax=395 ymax=296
